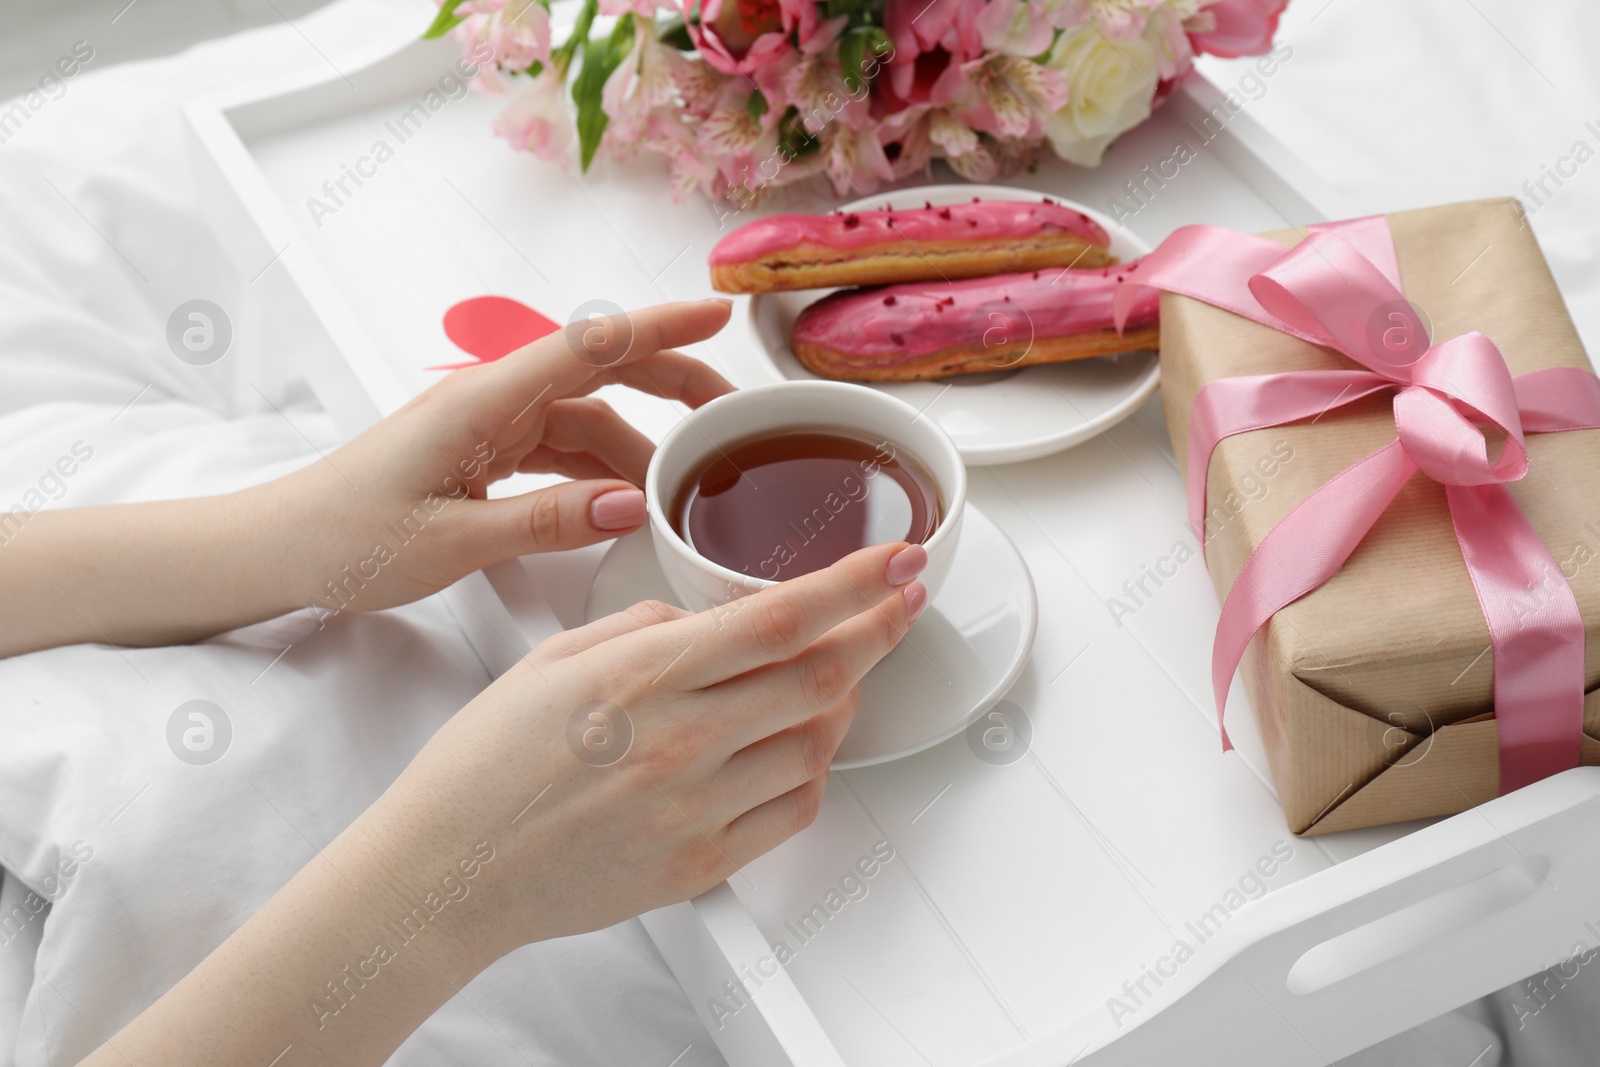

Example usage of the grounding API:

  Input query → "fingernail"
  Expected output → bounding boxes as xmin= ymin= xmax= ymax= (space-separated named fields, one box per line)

xmin=903 ymin=581 xmax=928 ymax=624
xmin=591 ymin=488 xmax=647 ymax=530
xmin=885 ymin=544 xmax=927 ymax=586
xmin=707 ymin=297 xmax=734 ymax=309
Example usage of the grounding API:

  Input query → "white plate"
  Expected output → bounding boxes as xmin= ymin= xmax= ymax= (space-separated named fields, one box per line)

xmin=742 ymin=184 xmax=1159 ymax=466
xmin=584 ymin=504 xmax=1038 ymax=768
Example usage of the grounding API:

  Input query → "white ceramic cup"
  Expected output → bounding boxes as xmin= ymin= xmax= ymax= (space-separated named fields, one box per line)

xmin=645 ymin=381 xmax=967 ymax=613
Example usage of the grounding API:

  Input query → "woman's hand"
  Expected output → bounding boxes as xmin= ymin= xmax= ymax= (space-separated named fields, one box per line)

xmin=81 ymin=541 xmax=929 ymax=1067
xmin=380 ymin=538 xmax=929 ymax=948
xmin=0 ymin=299 xmax=733 ymax=655
xmin=258 ymin=298 xmax=735 ymax=616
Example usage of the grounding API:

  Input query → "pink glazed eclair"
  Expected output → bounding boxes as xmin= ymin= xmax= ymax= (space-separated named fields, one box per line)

xmin=790 ymin=264 xmax=1160 ymax=381
xmin=709 ymin=199 xmax=1118 ymax=294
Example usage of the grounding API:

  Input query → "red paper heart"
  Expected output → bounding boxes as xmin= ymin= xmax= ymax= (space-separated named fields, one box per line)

xmin=431 ymin=296 xmax=560 ymax=370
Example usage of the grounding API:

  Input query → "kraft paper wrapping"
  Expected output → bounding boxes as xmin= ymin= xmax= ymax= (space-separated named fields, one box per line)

xmin=1159 ymin=198 xmax=1600 ymax=834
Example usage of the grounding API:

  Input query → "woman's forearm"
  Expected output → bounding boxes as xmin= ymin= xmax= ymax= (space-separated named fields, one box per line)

xmin=0 ymin=483 xmax=309 ymax=656
xmin=78 ymin=788 xmax=504 ymax=1067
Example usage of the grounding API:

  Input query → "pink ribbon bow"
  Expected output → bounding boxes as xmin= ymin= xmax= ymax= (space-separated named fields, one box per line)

xmin=1113 ymin=215 xmax=1600 ymax=793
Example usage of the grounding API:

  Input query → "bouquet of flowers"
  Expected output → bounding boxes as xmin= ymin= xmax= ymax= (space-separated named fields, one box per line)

xmin=425 ymin=0 xmax=1285 ymax=203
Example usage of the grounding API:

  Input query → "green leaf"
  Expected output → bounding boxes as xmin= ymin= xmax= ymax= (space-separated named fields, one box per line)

xmin=571 ymin=15 xmax=635 ymax=172
xmin=655 ymin=14 xmax=695 ymax=49
xmin=747 ymin=90 xmax=768 ymax=123
xmin=422 ymin=0 xmax=467 ymax=39
xmin=839 ymin=26 xmax=890 ymax=95
xmin=777 ymin=106 xmax=820 ymax=159
xmin=609 ymin=12 xmax=638 ymax=49
xmin=553 ymin=0 xmax=601 ymax=70
xmin=838 ymin=30 xmax=866 ymax=94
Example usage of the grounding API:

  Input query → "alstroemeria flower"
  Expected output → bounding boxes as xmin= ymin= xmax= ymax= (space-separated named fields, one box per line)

xmin=1067 ymin=0 xmax=1163 ymax=40
xmin=933 ymin=54 xmax=1068 ymax=141
xmin=976 ymin=0 xmax=1057 ymax=58
xmin=599 ymin=0 xmax=672 ymax=15
xmin=876 ymin=102 xmax=993 ymax=182
xmin=451 ymin=0 xmax=551 ymax=95
xmin=780 ymin=45 xmax=870 ymax=135
xmin=931 ymin=110 xmax=1000 ymax=181
xmin=602 ymin=19 xmax=686 ymax=149
xmin=878 ymin=106 xmax=935 ymax=178
xmin=1187 ymin=0 xmax=1287 ymax=57
xmin=676 ymin=60 xmax=733 ymax=119
xmin=1152 ymin=5 xmax=1200 ymax=79
xmin=693 ymin=82 xmax=785 ymax=194
xmin=492 ymin=67 xmax=574 ymax=162
xmin=466 ymin=0 xmax=1281 ymax=206
xmin=987 ymin=134 xmax=1046 ymax=176
xmin=745 ymin=12 xmax=851 ymax=114
xmin=643 ymin=116 xmax=722 ymax=199
xmin=819 ymin=123 xmax=895 ymax=196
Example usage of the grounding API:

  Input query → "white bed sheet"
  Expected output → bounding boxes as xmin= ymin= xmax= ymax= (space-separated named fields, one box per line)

xmin=0 ymin=4 xmax=721 ymax=1065
xmin=2 ymin=0 xmax=1599 ymax=1065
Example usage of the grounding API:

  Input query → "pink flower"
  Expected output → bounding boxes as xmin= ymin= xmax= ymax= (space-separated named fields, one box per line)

xmin=1145 ymin=4 xmax=1198 ymax=80
xmin=492 ymin=69 xmax=573 ymax=162
xmin=925 ymin=109 xmax=998 ymax=181
xmin=599 ymin=0 xmax=671 ymax=15
xmin=932 ymin=53 xmax=1068 ymax=141
xmin=603 ymin=19 xmax=685 ymax=148
xmin=976 ymin=0 xmax=1058 ymax=58
xmin=820 ymin=124 xmax=895 ymax=196
xmin=883 ymin=0 xmax=984 ymax=99
xmin=644 ymin=118 xmax=723 ymax=200
xmin=777 ymin=0 xmax=844 ymax=53
xmin=451 ymin=0 xmax=551 ymax=95
xmin=694 ymin=83 xmax=783 ymax=191
xmin=1187 ymin=0 xmax=1287 ymax=57
xmin=878 ymin=107 xmax=935 ymax=179
xmin=678 ymin=0 xmax=798 ymax=78
xmin=795 ymin=60 xmax=869 ymax=129
xmin=745 ymin=13 xmax=857 ymax=115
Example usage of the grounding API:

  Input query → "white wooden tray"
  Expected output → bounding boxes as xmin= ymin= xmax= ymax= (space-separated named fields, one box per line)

xmin=183 ymin=7 xmax=1600 ymax=1063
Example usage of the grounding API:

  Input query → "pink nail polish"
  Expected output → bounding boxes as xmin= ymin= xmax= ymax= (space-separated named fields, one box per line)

xmin=885 ymin=544 xmax=927 ymax=586
xmin=903 ymin=581 xmax=928 ymax=624
xmin=591 ymin=488 xmax=647 ymax=530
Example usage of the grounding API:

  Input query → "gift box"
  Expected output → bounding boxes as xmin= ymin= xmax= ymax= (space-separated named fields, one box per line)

xmin=1154 ymin=198 xmax=1600 ymax=834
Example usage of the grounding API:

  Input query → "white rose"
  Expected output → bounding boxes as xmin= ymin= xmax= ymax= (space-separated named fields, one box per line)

xmin=1044 ymin=24 xmax=1160 ymax=167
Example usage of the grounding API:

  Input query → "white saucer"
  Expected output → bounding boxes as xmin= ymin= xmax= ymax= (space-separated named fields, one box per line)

xmin=741 ymin=184 xmax=1160 ymax=467
xmin=584 ymin=504 xmax=1038 ymax=768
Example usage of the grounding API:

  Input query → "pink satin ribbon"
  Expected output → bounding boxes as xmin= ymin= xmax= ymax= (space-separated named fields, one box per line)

xmin=1113 ymin=215 xmax=1600 ymax=793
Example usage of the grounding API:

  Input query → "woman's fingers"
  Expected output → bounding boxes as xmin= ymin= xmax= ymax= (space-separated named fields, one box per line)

xmin=463 ymin=479 xmax=648 ymax=563
xmin=660 ymin=542 xmax=928 ymax=690
xmin=706 ymin=577 xmax=920 ymax=750
xmin=529 ymin=598 xmax=692 ymax=667
xmin=561 ymin=349 xmax=735 ymax=409
xmin=538 ymin=398 xmax=657 ymax=486
xmin=720 ymin=774 xmax=831 ymax=867
xmin=710 ymin=686 xmax=859 ymax=821
xmin=483 ymin=300 xmax=732 ymax=425
xmin=516 ymin=445 xmax=629 ymax=484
